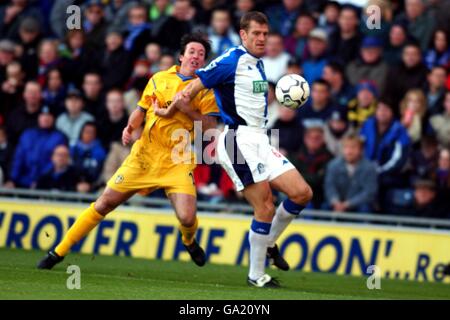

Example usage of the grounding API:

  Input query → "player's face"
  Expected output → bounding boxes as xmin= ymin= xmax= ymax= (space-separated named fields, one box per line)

xmin=179 ymin=42 xmax=206 ymax=75
xmin=240 ymin=21 xmax=269 ymax=57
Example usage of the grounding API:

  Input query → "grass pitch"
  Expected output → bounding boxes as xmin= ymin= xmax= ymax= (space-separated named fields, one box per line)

xmin=0 ymin=248 xmax=449 ymax=300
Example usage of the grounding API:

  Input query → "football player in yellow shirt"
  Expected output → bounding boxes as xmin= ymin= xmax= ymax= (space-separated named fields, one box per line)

xmin=37 ymin=33 xmax=219 ymax=269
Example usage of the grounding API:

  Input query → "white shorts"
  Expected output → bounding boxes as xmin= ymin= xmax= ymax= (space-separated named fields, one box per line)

xmin=217 ymin=125 xmax=296 ymax=192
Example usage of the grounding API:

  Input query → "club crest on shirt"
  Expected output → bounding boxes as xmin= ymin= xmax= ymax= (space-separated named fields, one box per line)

xmin=257 ymin=163 xmax=265 ymax=174
xmin=115 ymin=175 xmax=124 ymax=184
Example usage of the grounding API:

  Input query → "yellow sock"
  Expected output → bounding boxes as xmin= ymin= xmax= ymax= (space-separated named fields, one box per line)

xmin=55 ymin=203 xmax=104 ymax=256
xmin=179 ymin=217 xmax=198 ymax=246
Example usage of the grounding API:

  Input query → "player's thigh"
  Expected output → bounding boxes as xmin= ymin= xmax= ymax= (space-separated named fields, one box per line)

xmin=168 ymin=193 xmax=197 ymax=227
xmin=269 ymin=168 xmax=313 ymax=204
xmin=242 ymin=180 xmax=275 ymax=222
xmin=95 ymin=187 xmax=136 ymax=215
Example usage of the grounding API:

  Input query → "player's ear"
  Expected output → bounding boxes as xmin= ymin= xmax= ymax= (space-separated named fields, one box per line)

xmin=239 ymin=29 xmax=247 ymax=42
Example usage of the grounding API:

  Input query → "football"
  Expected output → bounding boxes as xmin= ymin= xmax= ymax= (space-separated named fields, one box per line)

xmin=275 ymin=74 xmax=310 ymax=109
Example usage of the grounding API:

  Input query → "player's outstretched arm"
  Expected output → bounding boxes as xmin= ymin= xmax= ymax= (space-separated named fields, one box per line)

xmin=122 ymin=107 xmax=146 ymax=146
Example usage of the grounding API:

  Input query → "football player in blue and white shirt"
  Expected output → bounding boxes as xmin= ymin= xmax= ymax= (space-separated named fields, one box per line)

xmin=172 ymin=12 xmax=313 ymax=288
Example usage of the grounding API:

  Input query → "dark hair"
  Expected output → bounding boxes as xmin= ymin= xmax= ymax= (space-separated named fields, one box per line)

xmin=79 ymin=121 xmax=97 ymax=140
xmin=297 ymin=12 xmax=316 ymax=24
xmin=325 ymin=61 xmax=345 ymax=77
xmin=180 ymin=32 xmax=211 ymax=59
xmin=313 ymin=78 xmax=331 ymax=90
xmin=429 ymin=28 xmax=449 ymax=51
xmin=240 ymin=11 xmax=268 ymax=31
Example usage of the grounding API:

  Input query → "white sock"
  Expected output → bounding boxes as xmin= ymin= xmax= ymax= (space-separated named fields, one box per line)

xmin=267 ymin=200 xmax=302 ymax=248
xmin=248 ymin=220 xmax=271 ymax=280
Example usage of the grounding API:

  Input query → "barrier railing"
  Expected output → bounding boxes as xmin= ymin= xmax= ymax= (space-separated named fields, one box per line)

xmin=1 ymin=187 xmax=449 ymax=230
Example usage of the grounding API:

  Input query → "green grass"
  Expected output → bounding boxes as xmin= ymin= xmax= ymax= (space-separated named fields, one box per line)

xmin=0 ymin=248 xmax=449 ymax=300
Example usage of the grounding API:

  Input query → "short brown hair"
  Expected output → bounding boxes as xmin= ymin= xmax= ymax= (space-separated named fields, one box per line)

xmin=240 ymin=11 xmax=269 ymax=31
xmin=342 ymin=134 xmax=364 ymax=148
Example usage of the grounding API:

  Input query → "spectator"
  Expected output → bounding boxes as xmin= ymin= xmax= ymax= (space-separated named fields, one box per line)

xmin=232 ymin=0 xmax=257 ymax=33
xmin=394 ymin=0 xmax=435 ymax=51
xmin=384 ymin=23 xmax=409 ymax=66
xmin=83 ymin=0 xmax=109 ymax=52
xmin=7 ymin=106 xmax=67 ymax=188
xmin=408 ymin=179 xmax=448 ymax=219
xmin=70 ymin=122 xmax=106 ymax=192
xmin=383 ymin=42 xmax=428 ymax=114
xmin=0 ymin=0 xmax=42 ymax=40
xmin=192 ymin=0 xmax=216 ymax=28
xmin=153 ymin=0 xmax=194 ymax=54
xmin=347 ymin=80 xmax=379 ymax=129
xmin=346 ymin=36 xmax=388 ymax=93
xmin=399 ymin=89 xmax=427 ymax=144
xmin=16 ymin=16 xmax=41 ymax=80
xmin=56 ymin=88 xmax=94 ymax=146
xmin=407 ymin=135 xmax=439 ymax=183
xmin=425 ymin=29 xmax=450 ymax=70
xmin=286 ymin=56 xmax=302 ymax=75
xmin=360 ymin=99 xmax=411 ymax=210
xmin=60 ymin=29 xmax=99 ymax=88
xmin=1 ymin=61 xmax=25 ymax=117
xmin=429 ymin=90 xmax=450 ymax=148
xmin=324 ymin=109 xmax=355 ymax=156
xmin=303 ymin=28 xmax=329 ymax=84
xmin=145 ymin=42 xmax=162 ymax=74
xmin=149 ymin=0 xmax=173 ymax=24
xmin=317 ymin=1 xmax=340 ymax=37
xmin=434 ymin=148 xmax=450 ymax=201
xmin=6 ymin=80 xmax=42 ymax=147
xmin=0 ymin=39 xmax=16 ymax=84
xmin=322 ymin=61 xmax=354 ymax=107
xmin=104 ymin=0 xmax=141 ymax=33
xmin=262 ymin=33 xmax=291 ymax=83
xmin=324 ymin=134 xmax=378 ymax=213
xmin=207 ymin=7 xmax=240 ymax=58
xmin=289 ymin=125 xmax=333 ymax=209
xmin=123 ymin=3 xmax=153 ymax=60
xmin=265 ymin=0 xmax=304 ymax=38
xmin=158 ymin=53 xmax=175 ymax=71
xmin=101 ymin=30 xmax=133 ymax=91
xmin=82 ymin=72 xmax=105 ymax=118
xmin=0 ymin=126 xmax=13 ymax=182
xmin=284 ymin=12 xmax=316 ymax=61
xmin=36 ymin=144 xmax=79 ymax=191
xmin=42 ymin=68 xmax=66 ymax=116
xmin=97 ymin=89 xmax=128 ymax=151
xmin=298 ymin=79 xmax=336 ymax=131
xmin=37 ymin=39 xmax=62 ymax=87
xmin=329 ymin=4 xmax=361 ymax=65
xmin=271 ymin=107 xmax=302 ymax=156
xmin=424 ymin=66 xmax=447 ymax=116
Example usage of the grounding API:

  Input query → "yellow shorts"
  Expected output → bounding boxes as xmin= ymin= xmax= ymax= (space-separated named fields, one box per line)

xmin=106 ymin=162 xmax=196 ymax=197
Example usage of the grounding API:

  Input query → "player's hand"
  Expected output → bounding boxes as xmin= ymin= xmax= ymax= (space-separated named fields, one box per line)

xmin=122 ymin=124 xmax=133 ymax=146
xmin=174 ymin=91 xmax=192 ymax=114
xmin=153 ymin=97 xmax=176 ymax=118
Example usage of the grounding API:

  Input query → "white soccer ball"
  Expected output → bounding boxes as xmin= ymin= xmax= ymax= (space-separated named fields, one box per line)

xmin=275 ymin=74 xmax=310 ymax=109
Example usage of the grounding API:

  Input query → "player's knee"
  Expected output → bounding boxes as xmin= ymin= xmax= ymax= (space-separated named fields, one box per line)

xmin=179 ymin=214 xmax=196 ymax=227
xmin=290 ymin=184 xmax=313 ymax=205
xmin=94 ymin=197 xmax=117 ymax=216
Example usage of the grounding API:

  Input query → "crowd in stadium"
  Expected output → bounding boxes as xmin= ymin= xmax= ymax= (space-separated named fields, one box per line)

xmin=0 ymin=0 xmax=449 ymax=218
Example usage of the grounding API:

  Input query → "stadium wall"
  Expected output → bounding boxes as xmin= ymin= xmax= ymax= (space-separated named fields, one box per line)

xmin=0 ymin=199 xmax=449 ymax=283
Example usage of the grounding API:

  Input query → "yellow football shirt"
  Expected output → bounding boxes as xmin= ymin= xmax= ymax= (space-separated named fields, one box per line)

xmin=125 ymin=65 xmax=219 ymax=171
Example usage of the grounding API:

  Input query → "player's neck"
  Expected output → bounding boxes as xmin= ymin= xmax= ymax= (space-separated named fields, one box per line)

xmin=178 ymin=65 xmax=195 ymax=78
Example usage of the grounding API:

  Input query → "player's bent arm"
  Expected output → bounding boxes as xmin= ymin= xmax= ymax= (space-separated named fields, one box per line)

xmin=122 ymin=107 xmax=146 ymax=146
xmin=183 ymin=109 xmax=217 ymax=132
